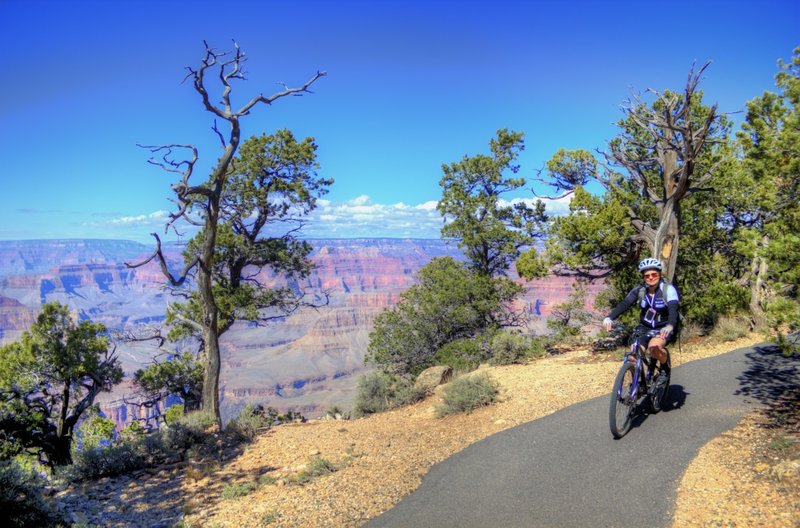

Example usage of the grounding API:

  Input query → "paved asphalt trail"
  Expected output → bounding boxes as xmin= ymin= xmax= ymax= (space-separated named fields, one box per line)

xmin=368 ymin=343 xmax=799 ymax=527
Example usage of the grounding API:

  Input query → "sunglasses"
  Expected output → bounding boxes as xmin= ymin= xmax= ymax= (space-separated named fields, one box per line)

xmin=643 ymin=272 xmax=660 ymax=279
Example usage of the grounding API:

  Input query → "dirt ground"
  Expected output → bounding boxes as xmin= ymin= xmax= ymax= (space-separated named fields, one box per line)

xmin=170 ymin=333 xmax=798 ymax=527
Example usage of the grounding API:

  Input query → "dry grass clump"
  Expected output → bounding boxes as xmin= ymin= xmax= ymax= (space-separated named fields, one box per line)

xmin=710 ymin=314 xmax=751 ymax=342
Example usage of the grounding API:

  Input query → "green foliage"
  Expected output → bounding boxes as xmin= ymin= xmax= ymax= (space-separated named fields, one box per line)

xmin=119 ymin=420 xmax=146 ymax=443
xmin=728 ymin=48 xmax=800 ymax=341
xmin=68 ymin=442 xmax=146 ymax=481
xmin=0 ymin=302 xmax=122 ymax=466
xmin=434 ymin=334 xmax=493 ymax=372
xmin=545 ymin=185 xmax=636 ymax=280
xmin=153 ymin=119 xmax=331 ymax=425
xmin=352 ymin=372 xmax=425 ymax=417
xmin=489 ymin=331 xmax=547 ymax=365
xmin=68 ymin=410 xmax=216 ymax=481
xmin=225 ymin=404 xmax=273 ymax=441
xmin=515 ymin=247 xmax=549 ymax=280
xmin=293 ymin=456 xmax=338 ymax=485
xmin=367 ymin=257 xmax=521 ymax=376
xmin=169 ymin=129 xmax=332 ymax=342
xmin=0 ymin=460 xmax=63 ymax=527
xmin=222 ymin=481 xmax=259 ymax=500
xmin=438 ymin=129 xmax=547 ymax=276
xmin=133 ymin=353 xmax=203 ymax=413
xmin=72 ymin=407 xmax=116 ymax=456
xmin=261 ymin=511 xmax=281 ymax=525
xmin=766 ymin=297 xmax=800 ymax=355
xmin=164 ymin=404 xmax=185 ymax=425
xmin=682 ymin=273 xmax=751 ymax=328
xmin=352 ymin=372 xmax=396 ymax=416
xmin=435 ymin=373 xmax=499 ymax=418
xmin=546 ymin=148 xmax=597 ymax=194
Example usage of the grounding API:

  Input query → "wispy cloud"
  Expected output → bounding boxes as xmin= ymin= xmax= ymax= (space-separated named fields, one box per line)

xmin=87 ymin=194 xmax=573 ymax=241
xmin=304 ymin=196 xmax=444 ymax=238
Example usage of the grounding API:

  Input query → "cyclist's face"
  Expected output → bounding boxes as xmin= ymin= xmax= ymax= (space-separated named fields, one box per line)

xmin=642 ymin=271 xmax=660 ymax=285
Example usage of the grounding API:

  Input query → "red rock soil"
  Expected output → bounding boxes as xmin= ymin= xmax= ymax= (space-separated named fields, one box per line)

xmin=65 ymin=333 xmax=798 ymax=527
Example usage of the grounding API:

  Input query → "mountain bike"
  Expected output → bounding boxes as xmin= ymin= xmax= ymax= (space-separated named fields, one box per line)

xmin=609 ymin=327 xmax=671 ymax=438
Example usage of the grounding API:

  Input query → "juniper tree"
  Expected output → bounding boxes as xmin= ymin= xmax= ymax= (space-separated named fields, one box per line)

xmin=130 ymin=42 xmax=327 ymax=426
xmin=0 ymin=303 xmax=121 ymax=466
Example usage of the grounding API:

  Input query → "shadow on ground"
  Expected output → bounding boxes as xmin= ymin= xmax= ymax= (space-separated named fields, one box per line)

xmin=736 ymin=344 xmax=800 ymax=431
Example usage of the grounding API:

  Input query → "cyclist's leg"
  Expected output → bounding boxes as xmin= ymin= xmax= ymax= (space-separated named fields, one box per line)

xmin=646 ymin=335 xmax=669 ymax=372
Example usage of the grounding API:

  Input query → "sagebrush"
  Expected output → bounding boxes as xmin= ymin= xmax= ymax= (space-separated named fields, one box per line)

xmin=436 ymin=373 xmax=498 ymax=418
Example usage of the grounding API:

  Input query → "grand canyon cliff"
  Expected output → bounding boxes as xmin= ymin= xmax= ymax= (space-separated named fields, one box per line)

xmin=0 ymin=239 xmax=603 ymax=426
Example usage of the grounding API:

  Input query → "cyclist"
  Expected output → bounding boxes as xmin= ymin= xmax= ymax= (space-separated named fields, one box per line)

xmin=603 ymin=257 xmax=679 ymax=385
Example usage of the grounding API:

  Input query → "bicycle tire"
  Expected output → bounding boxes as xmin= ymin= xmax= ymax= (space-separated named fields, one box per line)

xmin=648 ymin=361 xmax=671 ymax=413
xmin=609 ymin=363 xmax=636 ymax=438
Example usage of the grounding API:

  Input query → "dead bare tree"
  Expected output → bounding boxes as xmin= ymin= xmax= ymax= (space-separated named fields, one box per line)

xmin=129 ymin=41 xmax=325 ymax=426
xmin=601 ymin=62 xmax=722 ymax=281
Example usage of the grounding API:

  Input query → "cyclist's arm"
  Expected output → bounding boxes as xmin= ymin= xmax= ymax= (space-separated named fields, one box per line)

xmin=666 ymin=299 xmax=679 ymax=328
xmin=607 ymin=287 xmax=639 ymax=322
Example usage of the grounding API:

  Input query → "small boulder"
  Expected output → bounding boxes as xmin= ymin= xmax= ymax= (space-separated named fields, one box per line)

xmin=414 ymin=366 xmax=454 ymax=394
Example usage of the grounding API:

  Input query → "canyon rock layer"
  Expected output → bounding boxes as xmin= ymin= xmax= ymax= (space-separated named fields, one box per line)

xmin=0 ymin=239 xmax=602 ymax=425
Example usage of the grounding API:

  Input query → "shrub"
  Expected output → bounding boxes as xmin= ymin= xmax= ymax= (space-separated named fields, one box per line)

xmin=70 ymin=410 xmax=218 ymax=481
xmin=436 ymin=373 xmax=498 ymax=418
xmin=69 ymin=442 xmax=146 ymax=481
xmin=353 ymin=372 xmax=395 ymax=416
xmin=766 ymin=297 xmax=800 ymax=356
xmin=710 ymin=314 xmax=751 ymax=342
xmin=678 ymin=320 xmax=706 ymax=340
xmin=394 ymin=382 xmax=427 ymax=407
xmin=72 ymin=407 xmax=116 ymax=456
xmin=119 ymin=420 xmax=147 ymax=443
xmin=164 ymin=404 xmax=185 ymax=424
xmin=293 ymin=456 xmax=338 ymax=485
xmin=528 ymin=335 xmax=548 ymax=358
xmin=226 ymin=404 xmax=274 ymax=441
xmin=221 ymin=480 xmax=258 ymax=500
xmin=177 ymin=410 xmax=217 ymax=432
xmin=0 ymin=461 xmax=63 ymax=527
xmin=489 ymin=331 xmax=546 ymax=365
xmin=352 ymin=372 xmax=426 ymax=417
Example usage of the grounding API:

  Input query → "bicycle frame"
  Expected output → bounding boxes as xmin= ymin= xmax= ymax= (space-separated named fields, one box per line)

xmin=620 ymin=333 xmax=654 ymax=405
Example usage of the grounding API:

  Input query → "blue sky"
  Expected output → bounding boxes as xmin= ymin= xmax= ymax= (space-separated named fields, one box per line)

xmin=0 ymin=0 xmax=797 ymax=242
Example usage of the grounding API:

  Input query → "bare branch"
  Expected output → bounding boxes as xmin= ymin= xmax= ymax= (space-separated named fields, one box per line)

xmin=237 ymin=70 xmax=327 ymax=116
xmin=125 ymin=233 xmax=198 ymax=288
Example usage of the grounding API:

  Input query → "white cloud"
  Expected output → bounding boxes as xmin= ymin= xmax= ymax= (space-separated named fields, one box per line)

xmin=88 ymin=193 xmax=572 ymax=242
xmin=498 ymin=195 xmax=573 ymax=217
xmin=107 ymin=211 xmax=169 ymax=226
xmin=303 ymin=196 xmax=443 ymax=238
xmin=349 ymin=195 xmax=371 ymax=206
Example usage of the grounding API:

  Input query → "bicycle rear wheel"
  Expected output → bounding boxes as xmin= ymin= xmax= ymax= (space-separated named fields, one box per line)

xmin=648 ymin=360 xmax=671 ymax=413
xmin=609 ymin=363 xmax=636 ymax=438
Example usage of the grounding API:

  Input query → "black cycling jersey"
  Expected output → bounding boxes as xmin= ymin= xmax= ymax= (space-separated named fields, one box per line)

xmin=608 ymin=280 xmax=680 ymax=331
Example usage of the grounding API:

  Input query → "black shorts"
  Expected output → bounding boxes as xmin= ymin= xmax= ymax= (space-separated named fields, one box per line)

xmin=633 ymin=325 xmax=676 ymax=345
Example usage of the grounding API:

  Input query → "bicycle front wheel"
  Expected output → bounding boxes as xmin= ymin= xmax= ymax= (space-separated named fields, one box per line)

xmin=609 ymin=363 xmax=636 ymax=438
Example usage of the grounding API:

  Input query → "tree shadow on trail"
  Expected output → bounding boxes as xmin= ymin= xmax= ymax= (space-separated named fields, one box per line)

xmin=736 ymin=345 xmax=799 ymax=404
xmin=736 ymin=344 xmax=800 ymax=431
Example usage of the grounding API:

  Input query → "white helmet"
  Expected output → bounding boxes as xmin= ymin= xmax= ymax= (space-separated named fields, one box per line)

xmin=638 ymin=257 xmax=662 ymax=273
